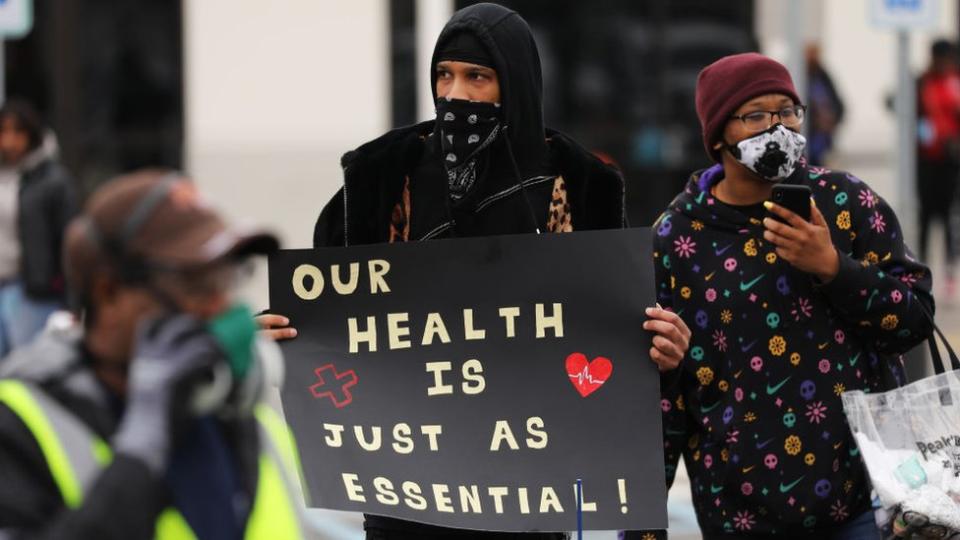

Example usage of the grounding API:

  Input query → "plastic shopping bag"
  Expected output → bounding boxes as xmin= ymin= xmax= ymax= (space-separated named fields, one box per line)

xmin=842 ymin=320 xmax=960 ymax=538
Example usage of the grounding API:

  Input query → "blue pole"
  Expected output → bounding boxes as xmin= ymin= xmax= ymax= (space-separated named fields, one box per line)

xmin=576 ymin=478 xmax=583 ymax=540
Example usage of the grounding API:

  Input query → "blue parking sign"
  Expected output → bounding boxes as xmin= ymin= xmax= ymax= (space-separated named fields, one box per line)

xmin=870 ymin=0 xmax=937 ymax=29
xmin=0 ymin=0 xmax=30 ymax=39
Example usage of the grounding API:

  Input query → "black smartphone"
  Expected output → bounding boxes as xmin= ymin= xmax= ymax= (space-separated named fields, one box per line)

xmin=769 ymin=184 xmax=811 ymax=223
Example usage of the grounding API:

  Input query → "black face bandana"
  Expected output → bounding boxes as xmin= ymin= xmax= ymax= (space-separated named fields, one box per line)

xmin=435 ymin=97 xmax=502 ymax=201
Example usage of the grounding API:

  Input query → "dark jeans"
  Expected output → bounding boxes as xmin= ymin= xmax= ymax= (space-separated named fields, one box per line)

xmin=832 ymin=511 xmax=881 ymax=540
xmin=918 ymin=158 xmax=960 ymax=267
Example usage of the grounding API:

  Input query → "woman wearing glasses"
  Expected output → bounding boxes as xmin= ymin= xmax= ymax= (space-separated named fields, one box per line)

xmin=647 ymin=53 xmax=934 ymax=539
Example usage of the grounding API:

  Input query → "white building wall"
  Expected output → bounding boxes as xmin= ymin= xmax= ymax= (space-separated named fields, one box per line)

xmin=183 ymin=0 xmax=390 ymax=307
xmin=415 ymin=0 xmax=454 ymax=120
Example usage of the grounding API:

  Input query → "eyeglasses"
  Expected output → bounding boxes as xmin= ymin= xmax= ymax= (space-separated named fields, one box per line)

xmin=730 ymin=105 xmax=806 ymax=132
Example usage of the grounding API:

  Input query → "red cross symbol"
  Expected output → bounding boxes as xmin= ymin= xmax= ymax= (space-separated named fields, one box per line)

xmin=309 ymin=364 xmax=359 ymax=408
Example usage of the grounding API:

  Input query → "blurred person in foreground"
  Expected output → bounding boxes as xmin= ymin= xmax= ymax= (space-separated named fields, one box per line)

xmin=636 ymin=53 xmax=933 ymax=540
xmin=805 ymin=44 xmax=845 ymax=166
xmin=259 ymin=3 xmax=691 ymax=539
xmin=917 ymin=39 xmax=960 ymax=298
xmin=0 ymin=170 xmax=319 ymax=539
xmin=0 ymin=98 xmax=78 ymax=359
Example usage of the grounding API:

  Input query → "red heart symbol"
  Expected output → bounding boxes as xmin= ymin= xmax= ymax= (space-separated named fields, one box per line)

xmin=566 ymin=353 xmax=613 ymax=398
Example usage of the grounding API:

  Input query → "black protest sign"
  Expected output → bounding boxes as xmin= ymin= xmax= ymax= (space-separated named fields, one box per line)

xmin=269 ymin=229 xmax=667 ymax=532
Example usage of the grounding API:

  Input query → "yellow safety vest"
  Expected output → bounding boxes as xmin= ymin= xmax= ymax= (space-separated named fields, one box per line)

xmin=0 ymin=379 xmax=313 ymax=539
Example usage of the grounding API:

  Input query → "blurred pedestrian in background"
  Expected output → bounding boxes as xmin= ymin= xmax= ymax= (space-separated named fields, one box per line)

xmin=0 ymin=170 xmax=318 ymax=538
xmin=805 ymin=44 xmax=846 ymax=166
xmin=917 ymin=39 xmax=960 ymax=299
xmin=0 ymin=98 xmax=78 ymax=359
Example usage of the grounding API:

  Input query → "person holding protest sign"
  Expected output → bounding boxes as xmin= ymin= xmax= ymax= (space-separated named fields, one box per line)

xmin=260 ymin=2 xmax=691 ymax=538
xmin=644 ymin=53 xmax=934 ymax=539
xmin=263 ymin=2 xmax=692 ymax=382
xmin=0 ymin=170 xmax=318 ymax=539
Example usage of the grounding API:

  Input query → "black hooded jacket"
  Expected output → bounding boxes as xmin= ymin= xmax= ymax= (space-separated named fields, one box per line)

xmin=16 ymin=137 xmax=77 ymax=301
xmin=314 ymin=3 xmax=624 ymax=248
xmin=313 ymin=3 xmax=624 ymax=538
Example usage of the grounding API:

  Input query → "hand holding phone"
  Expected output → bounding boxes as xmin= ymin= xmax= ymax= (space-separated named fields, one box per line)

xmin=768 ymin=184 xmax=811 ymax=223
xmin=762 ymin=184 xmax=840 ymax=283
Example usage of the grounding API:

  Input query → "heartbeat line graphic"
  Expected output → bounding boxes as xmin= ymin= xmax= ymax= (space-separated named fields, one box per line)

xmin=569 ymin=367 xmax=606 ymax=386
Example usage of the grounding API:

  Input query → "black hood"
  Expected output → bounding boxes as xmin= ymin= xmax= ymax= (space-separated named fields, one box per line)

xmin=430 ymin=3 xmax=549 ymax=179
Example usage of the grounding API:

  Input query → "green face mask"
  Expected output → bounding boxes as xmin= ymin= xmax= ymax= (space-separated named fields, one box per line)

xmin=207 ymin=303 xmax=258 ymax=380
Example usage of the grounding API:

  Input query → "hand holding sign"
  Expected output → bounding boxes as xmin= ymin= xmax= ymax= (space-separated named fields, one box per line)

xmin=256 ymin=313 xmax=297 ymax=341
xmin=260 ymin=303 xmax=690 ymax=376
xmin=643 ymin=306 xmax=691 ymax=371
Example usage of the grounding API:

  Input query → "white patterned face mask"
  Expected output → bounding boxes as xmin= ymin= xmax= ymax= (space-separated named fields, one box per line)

xmin=435 ymin=97 xmax=502 ymax=200
xmin=728 ymin=124 xmax=806 ymax=182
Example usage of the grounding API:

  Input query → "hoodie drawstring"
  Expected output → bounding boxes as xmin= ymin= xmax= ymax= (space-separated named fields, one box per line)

xmin=501 ymin=126 xmax=542 ymax=235
xmin=440 ymin=196 xmax=459 ymax=238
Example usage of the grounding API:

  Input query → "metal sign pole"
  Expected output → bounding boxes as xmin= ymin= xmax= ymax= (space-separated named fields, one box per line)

xmin=895 ymin=30 xmax=917 ymax=250
xmin=786 ymin=0 xmax=807 ymax=126
xmin=894 ymin=29 xmax=931 ymax=383
xmin=0 ymin=40 xmax=5 ymax=104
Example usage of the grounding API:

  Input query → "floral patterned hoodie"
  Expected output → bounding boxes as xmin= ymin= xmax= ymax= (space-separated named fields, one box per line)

xmin=653 ymin=160 xmax=934 ymax=537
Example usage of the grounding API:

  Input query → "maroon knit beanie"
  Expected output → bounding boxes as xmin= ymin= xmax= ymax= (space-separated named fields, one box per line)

xmin=695 ymin=52 xmax=802 ymax=162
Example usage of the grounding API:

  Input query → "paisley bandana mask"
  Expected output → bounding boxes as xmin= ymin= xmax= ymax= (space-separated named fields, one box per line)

xmin=727 ymin=124 xmax=806 ymax=182
xmin=435 ymin=97 xmax=502 ymax=200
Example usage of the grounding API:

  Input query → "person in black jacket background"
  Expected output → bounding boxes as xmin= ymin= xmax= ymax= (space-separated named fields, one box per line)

xmin=805 ymin=44 xmax=845 ymax=166
xmin=0 ymin=99 xmax=78 ymax=359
